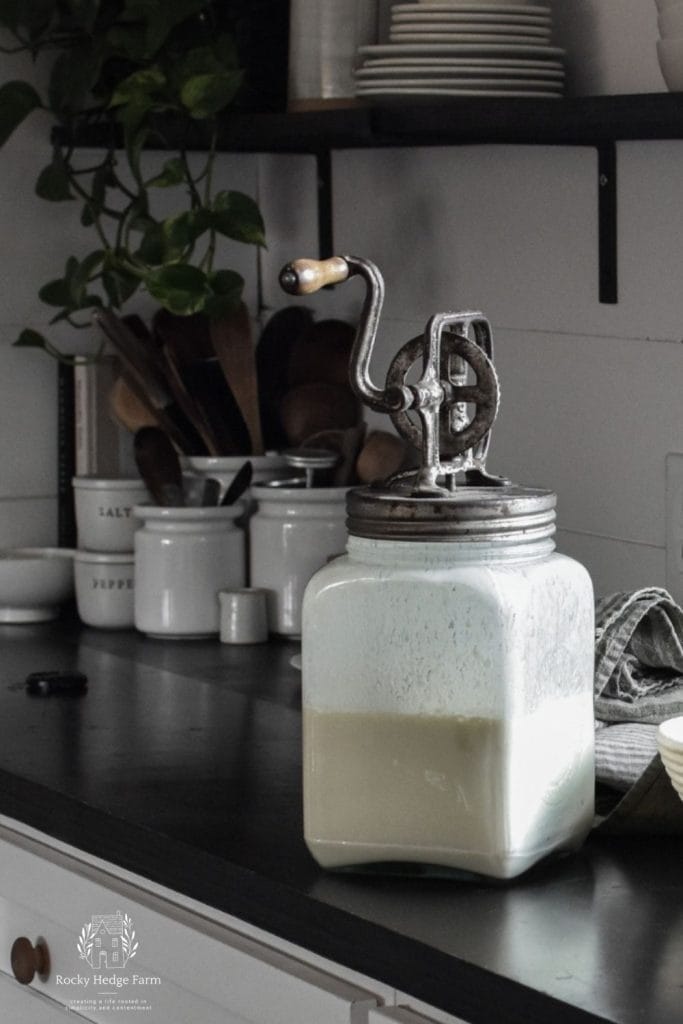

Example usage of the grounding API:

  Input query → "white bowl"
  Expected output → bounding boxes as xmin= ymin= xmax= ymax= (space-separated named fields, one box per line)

xmin=0 ymin=547 xmax=75 ymax=622
xmin=657 ymin=37 xmax=683 ymax=91
xmin=657 ymin=716 xmax=683 ymax=802
xmin=659 ymin=5 xmax=683 ymax=37
xmin=658 ymin=715 xmax=683 ymax=751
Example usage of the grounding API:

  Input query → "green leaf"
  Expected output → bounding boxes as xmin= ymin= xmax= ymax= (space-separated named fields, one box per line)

xmin=204 ymin=269 xmax=243 ymax=321
xmin=147 ymin=157 xmax=186 ymax=188
xmin=144 ymin=263 xmax=209 ymax=315
xmin=13 ymin=328 xmax=48 ymax=350
xmin=136 ymin=220 xmax=166 ymax=264
xmin=39 ymin=277 xmax=73 ymax=308
xmin=73 ymin=250 xmax=105 ymax=292
xmin=0 ymin=81 xmax=42 ymax=147
xmin=180 ymin=71 xmax=241 ymax=119
xmin=109 ymin=67 xmax=166 ymax=109
xmin=35 ymin=152 xmax=73 ymax=201
xmin=211 ymin=191 xmax=265 ymax=246
xmin=102 ymin=267 xmax=140 ymax=308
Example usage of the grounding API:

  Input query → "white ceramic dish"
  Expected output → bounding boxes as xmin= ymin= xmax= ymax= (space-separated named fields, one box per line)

xmin=657 ymin=37 xmax=683 ymax=91
xmin=393 ymin=10 xmax=550 ymax=23
xmin=358 ymin=79 xmax=561 ymax=92
xmin=360 ymin=56 xmax=563 ymax=68
xmin=658 ymin=5 xmax=683 ymax=37
xmin=389 ymin=31 xmax=551 ymax=44
xmin=411 ymin=2 xmax=551 ymax=10
xmin=359 ymin=43 xmax=564 ymax=58
xmin=658 ymin=717 xmax=683 ymax=802
xmin=0 ymin=548 xmax=75 ymax=622
xmin=356 ymin=64 xmax=564 ymax=79
xmin=356 ymin=86 xmax=561 ymax=98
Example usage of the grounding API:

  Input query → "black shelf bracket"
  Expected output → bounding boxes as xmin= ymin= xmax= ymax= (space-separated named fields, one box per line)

xmin=316 ymin=148 xmax=334 ymax=260
xmin=597 ymin=141 xmax=618 ymax=304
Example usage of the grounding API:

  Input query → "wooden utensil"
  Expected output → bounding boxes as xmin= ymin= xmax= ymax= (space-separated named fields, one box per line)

xmin=279 ymin=382 xmax=362 ymax=447
xmin=108 ymin=376 xmax=159 ymax=434
xmin=153 ymin=309 xmax=248 ymax=455
xmin=133 ymin=427 xmax=185 ymax=507
xmin=210 ymin=303 xmax=264 ymax=456
xmin=256 ymin=306 xmax=314 ymax=450
xmin=287 ymin=318 xmax=355 ymax=388
xmin=95 ymin=310 xmax=204 ymax=454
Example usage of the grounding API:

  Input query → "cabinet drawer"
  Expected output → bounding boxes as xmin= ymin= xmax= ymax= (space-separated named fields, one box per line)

xmin=0 ymin=823 xmax=379 ymax=1024
xmin=0 ymin=970 xmax=92 ymax=1022
xmin=369 ymin=1006 xmax=471 ymax=1024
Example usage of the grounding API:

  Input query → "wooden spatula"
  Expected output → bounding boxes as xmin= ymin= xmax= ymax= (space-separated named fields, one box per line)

xmin=210 ymin=304 xmax=264 ymax=456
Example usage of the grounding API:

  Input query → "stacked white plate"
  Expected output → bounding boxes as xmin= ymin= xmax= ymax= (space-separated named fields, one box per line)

xmin=656 ymin=0 xmax=683 ymax=92
xmin=355 ymin=2 xmax=565 ymax=101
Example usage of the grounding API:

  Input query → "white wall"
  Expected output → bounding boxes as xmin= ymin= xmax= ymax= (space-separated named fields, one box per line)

xmin=2 ymin=1 xmax=682 ymax=602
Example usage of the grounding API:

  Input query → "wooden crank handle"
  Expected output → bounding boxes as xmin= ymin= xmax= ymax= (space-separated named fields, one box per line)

xmin=279 ymin=257 xmax=350 ymax=295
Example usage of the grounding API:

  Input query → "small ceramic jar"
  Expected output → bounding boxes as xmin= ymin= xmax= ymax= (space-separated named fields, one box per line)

xmin=73 ymin=477 xmax=150 ymax=552
xmin=249 ymin=485 xmax=348 ymax=637
xmin=181 ymin=454 xmax=288 ymax=508
xmin=74 ymin=551 xmax=135 ymax=629
xmin=133 ymin=504 xmax=246 ymax=638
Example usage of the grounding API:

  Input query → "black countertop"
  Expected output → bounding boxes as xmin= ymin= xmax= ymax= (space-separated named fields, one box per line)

xmin=0 ymin=620 xmax=681 ymax=1024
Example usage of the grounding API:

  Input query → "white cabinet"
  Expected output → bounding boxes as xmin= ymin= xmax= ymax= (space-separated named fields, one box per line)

xmin=0 ymin=818 xmax=381 ymax=1024
xmin=0 ymin=971 xmax=92 ymax=1021
xmin=0 ymin=815 xmax=471 ymax=1024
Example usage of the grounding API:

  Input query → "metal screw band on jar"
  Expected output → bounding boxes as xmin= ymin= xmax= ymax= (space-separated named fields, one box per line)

xmin=346 ymin=485 xmax=557 ymax=542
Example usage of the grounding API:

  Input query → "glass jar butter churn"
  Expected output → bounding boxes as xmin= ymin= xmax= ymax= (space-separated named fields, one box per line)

xmin=280 ymin=256 xmax=595 ymax=880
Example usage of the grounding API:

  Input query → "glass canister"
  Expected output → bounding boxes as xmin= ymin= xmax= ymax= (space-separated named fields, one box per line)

xmin=134 ymin=504 xmax=245 ymax=638
xmin=280 ymin=255 xmax=596 ymax=880
xmin=303 ymin=493 xmax=594 ymax=878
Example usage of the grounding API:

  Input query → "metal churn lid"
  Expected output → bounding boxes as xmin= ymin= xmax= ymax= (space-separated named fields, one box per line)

xmin=280 ymin=256 xmax=555 ymax=543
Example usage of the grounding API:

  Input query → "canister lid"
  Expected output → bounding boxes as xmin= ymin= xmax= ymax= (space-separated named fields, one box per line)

xmin=346 ymin=483 xmax=556 ymax=542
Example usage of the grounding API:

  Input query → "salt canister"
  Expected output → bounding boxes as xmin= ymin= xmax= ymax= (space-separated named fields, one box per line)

xmin=281 ymin=255 xmax=596 ymax=880
xmin=133 ymin=504 xmax=245 ymax=638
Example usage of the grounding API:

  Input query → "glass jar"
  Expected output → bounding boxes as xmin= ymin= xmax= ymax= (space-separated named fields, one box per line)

xmin=134 ymin=504 xmax=245 ymax=639
xmin=302 ymin=489 xmax=595 ymax=879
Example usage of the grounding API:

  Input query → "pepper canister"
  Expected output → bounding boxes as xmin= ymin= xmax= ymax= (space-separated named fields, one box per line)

xmin=280 ymin=255 xmax=595 ymax=880
xmin=250 ymin=451 xmax=348 ymax=637
xmin=133 ymin=504 xmax=245 ymax=638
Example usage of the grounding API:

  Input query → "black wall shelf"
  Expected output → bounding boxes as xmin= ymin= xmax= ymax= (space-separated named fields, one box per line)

xmin=56 ymin=92 xmax=683 ymax=305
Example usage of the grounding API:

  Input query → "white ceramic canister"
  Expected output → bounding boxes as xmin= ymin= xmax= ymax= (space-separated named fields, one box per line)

xmin=181 ymin=454 xmax=288 ymax=508
xmin=302 ymin=496 xmax=595 ymax=880
xmin=73 ymin=477 xmax=150 ymax=552
xmin=74 ymin=551 xmax=135 ymax=629
xmin=249 ymin=485 xmax=348 ymax=637
xmin=133 ymin=504 xmax=245 ymax=638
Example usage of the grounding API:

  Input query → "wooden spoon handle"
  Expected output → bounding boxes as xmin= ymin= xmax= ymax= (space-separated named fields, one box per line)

xmin=279 ymin=257 xmax=349 ymax=295
xmin=210 ymin=304 xmax=264 ymax=456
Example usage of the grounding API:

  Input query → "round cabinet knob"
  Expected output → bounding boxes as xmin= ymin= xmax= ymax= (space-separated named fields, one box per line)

xmin=10 ymin=936 xmax=50 ymax=985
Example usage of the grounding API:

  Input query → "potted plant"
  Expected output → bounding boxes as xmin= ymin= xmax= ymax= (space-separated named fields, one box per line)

xmin=0 ymin=0 xmax=266 ymax=364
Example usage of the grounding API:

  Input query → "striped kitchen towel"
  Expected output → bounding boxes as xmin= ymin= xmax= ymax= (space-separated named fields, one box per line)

xmin=594 ymin=587 xmax=683 ymax=724
xmin=593 ymin=587 xmax=683 ymax=825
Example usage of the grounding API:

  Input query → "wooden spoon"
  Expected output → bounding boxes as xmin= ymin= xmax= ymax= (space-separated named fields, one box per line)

xmin=210 ymin=303 xmax=264 ymax=456
xmin=134 ymin=427 xmax=185 ymax=507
